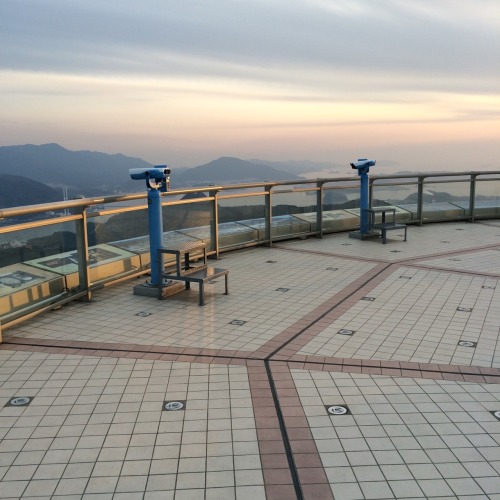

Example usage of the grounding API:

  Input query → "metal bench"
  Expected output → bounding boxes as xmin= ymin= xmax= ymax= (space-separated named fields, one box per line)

xmin=157 ymin=242 xmax=229 ymax=305
xmin=164 ymin=266 xmax=229 ymax=306
xmin=371 ymin=221 xmax=408 ymax=244
xmin=364 ymin=207 xmax=408 ymax=244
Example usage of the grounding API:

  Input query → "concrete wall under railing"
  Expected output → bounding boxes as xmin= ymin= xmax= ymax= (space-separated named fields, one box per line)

xmin=1 ymin=171 xmax=499 ymax=331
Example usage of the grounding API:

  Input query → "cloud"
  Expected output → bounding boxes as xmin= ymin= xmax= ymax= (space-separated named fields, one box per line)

xmin=0 ymin=0 xmax=499 ymax=168
xmin=1 ymin=0 xmax=499 ymax=92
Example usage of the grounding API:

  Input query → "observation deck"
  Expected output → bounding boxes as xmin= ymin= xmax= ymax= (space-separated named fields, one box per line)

xmin=0 ymin=172 xmax=499 ymax=499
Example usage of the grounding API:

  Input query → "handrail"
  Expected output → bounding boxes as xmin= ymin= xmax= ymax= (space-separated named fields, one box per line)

xmin=370 ymin=170 xmax=500 ymax=181
xmin=0 ymin=193 xmax=147 ymax=219
xmin=2 ymin=171 xmax=498 ymax=219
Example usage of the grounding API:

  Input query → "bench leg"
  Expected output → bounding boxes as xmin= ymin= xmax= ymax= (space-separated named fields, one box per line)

xmin=382 ymin=229 xmax=387 ymax=244
xmin=404 ymin=227 xmax=407 ymax=241
xmin=199 ymin=283 xmax=205 ymax=306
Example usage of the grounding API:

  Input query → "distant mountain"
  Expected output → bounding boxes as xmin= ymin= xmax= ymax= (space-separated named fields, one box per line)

xmin=0 ymin=175 xmax=61 ymax=208
xmin=173 ymin=157 xmax=304 ymax=187
xmin=0 ymin=143 xmax=153 ymax=196
xmin=2 ymin=144 xmax=410 ymax=204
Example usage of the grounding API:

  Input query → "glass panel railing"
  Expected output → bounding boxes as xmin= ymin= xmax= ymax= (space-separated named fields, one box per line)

xmin=0 ymin=221 xmax=76 ymax=267
xmin=165 ymin=198 xmax=213 ymax=260
xmin=218 ymin=192 xmax=266 ymax=249
xmin=421 ymin=179 xmax=470 ymax=220
xmin=88 ymin=207 xmax=151 ymax=276
xmin=0 ymin=221 xmax=77 ymax=320
xmin=271 ymin=189 xmax=318 ymax=236
xmin=372 ymin=181 xmax=418 ymax=222
xmin=88 ymin=209 xmax=147 ymax=246
xmin=321 ymin=183 xmax=360 ymax=232
xmin=475 ymin=177 xmax=500 ymax=218
xmin=322 ymin=183 xmax=358 ymax=210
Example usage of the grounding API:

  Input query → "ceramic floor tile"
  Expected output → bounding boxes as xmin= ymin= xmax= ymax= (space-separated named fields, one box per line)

xmin=2 ymin=221 xmax=500 ymax=499
xmin=0 ymin=353 xmax=263 ymax=499
xmin=298 ymin=267 xmax=500 ymax=366
xmin=291 ymin=369 xmax=500 ymax=498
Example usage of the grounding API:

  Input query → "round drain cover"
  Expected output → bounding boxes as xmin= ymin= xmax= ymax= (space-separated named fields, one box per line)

xmin=458 ymin=341 xmax=476 ymax=347
xmin=164 ymin=401 xmax=184 ymax=411
xmin=338 ymin=329 xmax=354 ymax=336
xmin=9 ymin=397 xmax=31 ymax=406
xmin=327 ymin=405 xmax=348 ymax=415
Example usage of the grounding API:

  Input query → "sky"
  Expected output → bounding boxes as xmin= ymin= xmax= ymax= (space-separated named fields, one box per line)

xmin=1 ymin=0 xmax=499 ymax=172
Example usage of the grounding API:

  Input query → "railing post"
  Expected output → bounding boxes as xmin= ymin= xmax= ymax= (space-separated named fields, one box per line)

xmin=417 ymin=176 xmax=424 ymax=226
xmin=469 ymin=173 xmax=477 ymax=222
xmin=369 ymin=177 xmax=374 ymax=208
xmin=75 ymin=206 xmax=91 ymax=301
xmin=316 ymin=180 xmax=324 ymax=238
xmin=210 ymin=189 xmax=219 ymax=258
xmin=265 ymin=185 xmax=273 ymax=247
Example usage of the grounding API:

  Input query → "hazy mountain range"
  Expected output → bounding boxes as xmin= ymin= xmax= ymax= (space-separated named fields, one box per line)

xmin=0 ymin=143 xmax=150 ymax=197
xmin=0 ymin=143 xmax=341 ymax=208
xmin=0 ymin=143 xmax=409 ymax=208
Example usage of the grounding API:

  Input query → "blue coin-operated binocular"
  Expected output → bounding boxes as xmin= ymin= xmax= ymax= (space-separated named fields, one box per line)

xmin=350 ymin=158 xmax=376 ymax=175
xmin=129 ymin=167 xmax=171 ymax=191
xmin=129 ymin=165 xmax=171 ymax=286
xmin=350 ymin=158 xmax=376 ymax=234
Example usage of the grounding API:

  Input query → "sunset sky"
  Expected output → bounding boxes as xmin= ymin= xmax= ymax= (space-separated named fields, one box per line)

xmin=1 ymin=0 xmax=499 ymax=171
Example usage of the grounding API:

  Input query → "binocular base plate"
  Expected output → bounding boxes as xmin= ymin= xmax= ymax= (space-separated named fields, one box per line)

xmin=349 ymin=230 xmax=381 ymax=240
xmin=133 ymin=281 xmax=184 ymax=299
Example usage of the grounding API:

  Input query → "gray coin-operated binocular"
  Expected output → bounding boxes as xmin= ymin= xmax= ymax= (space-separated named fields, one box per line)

xmin=129 ymin=166 xmax=171 ymax=192
xmin=350 ymin=158 xmax=376 ymax=176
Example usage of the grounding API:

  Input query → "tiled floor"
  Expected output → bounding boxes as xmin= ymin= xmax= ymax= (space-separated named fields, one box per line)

xmin=282 ymin=221 xmax=500 ymax=262
xmin=9 ymin=249 xmax=376 ymax=352
xmin=1 ymin=221 xmax=500 ymax=499
xmin=292 ymin=369 xmax=500 ymax=499
xmin=297 ymin=266 xmax=500 ymax=367
xmin=415 ymin=249 xmax=500 ymax=275
xmin=0 ymin=351 xmax=265 ymax=500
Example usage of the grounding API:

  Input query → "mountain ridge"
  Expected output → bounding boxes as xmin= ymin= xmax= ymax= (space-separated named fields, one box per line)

xmin=173 ymin=156 xmax=304 ymax=187
xmin=0 ymin=174 xmax=61 ymax=208
xmin=0 ymin=144 xmax=311 ymax=206
xmin=0 ymin=143 xmax=152 ymax=196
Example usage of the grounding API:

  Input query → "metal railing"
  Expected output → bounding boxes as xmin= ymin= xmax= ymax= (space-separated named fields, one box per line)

xmin=1 ymin=170 xmax=499 ymax=330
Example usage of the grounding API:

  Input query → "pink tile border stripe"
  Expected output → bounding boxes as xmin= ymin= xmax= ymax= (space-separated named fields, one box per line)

xmin=270 ymin=361 xmax=334 ymax=500
xmin=270 ymin=264 xmax=396 ymax=360
xmin=286 ymin=354 xmax=500 ymax=384
xmin=3 ymin=341 xmax=498 ymax=384
xmin=251 ymin=262 xmax=391 ymax=359
xmin=246 ymin=361 xmax=298 ymax=500
xmin=278 ymin=238 xmax=500 ymax=268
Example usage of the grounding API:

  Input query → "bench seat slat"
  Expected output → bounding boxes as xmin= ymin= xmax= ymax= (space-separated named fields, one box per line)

xmin=160 ymin=267 xmax=229 ymax=305
xmin=371 ymin=222 xmax=407 ymax=244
